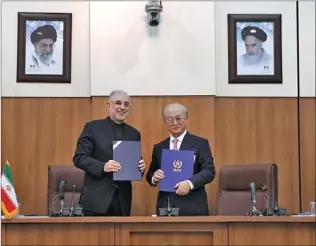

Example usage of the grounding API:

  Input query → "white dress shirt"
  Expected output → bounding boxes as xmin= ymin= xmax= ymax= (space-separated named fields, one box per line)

xmin=169 ymin=130 xmax=187 ymax=150
xmin=152 ymin=130 xmax=194 ymax=189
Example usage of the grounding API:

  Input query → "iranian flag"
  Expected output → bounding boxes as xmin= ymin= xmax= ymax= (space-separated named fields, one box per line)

xmin=1 ymin=160 xmax=18 ymax=219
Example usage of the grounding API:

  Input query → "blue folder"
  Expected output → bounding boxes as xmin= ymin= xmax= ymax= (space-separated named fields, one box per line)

xmin=113 ymin=141 xmax=142 ymax=181
xmin=159 ymin=149 xmax=195 ymax=192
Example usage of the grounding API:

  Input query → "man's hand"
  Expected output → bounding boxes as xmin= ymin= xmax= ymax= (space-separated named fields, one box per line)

xmin=153 ymin=169 xmax=164 ymax=183
xmin=138 ymin=159 xmax=146 ymax=173
xmin=104 ymin=160 xmax=121 ymax=172
xmin=174 ymin=181 xmax=191 ymax=196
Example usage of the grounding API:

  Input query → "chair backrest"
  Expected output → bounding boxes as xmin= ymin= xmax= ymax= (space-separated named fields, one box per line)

xmin=216 ymin=163 xmax=278 ymax=215
xmin=47 ymin=165 xmax=85 ymax=216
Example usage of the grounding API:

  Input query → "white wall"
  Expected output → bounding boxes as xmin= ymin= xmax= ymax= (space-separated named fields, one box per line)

xmin=0 ymin=1 xmax=314 ymax=98
xmin=90 ymin=1 xmax=216 ymax=96
xmin=1 ymin=1 xmax=91 ymax=97
xmin=215 ymin=1 xmax=298 ymax=97
xmin=298 ymin=1 xmax=315 ymax=98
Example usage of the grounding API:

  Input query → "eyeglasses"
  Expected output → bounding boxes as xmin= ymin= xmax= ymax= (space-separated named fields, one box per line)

xmin=165 ymin=117 xmax=186 ymax=125
xmin=111 ymin=100 xmax=130 ymax=108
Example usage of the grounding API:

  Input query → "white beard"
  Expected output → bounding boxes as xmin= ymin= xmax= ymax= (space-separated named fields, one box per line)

xmin=243 ymin=53 xmax=262 ymax=65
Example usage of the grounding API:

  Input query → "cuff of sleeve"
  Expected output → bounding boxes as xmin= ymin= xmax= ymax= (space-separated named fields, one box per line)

xmin=186 ymin=180 xmax=194 ymax=190
xmin=98 ymin=162 xmax=105 ymax=176
xmin=151 ymin=177 xmax=157 ymax=186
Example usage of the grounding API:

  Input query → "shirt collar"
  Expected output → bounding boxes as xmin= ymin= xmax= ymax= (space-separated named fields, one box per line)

xmin=170 ymin=130 xmax=187 ymax=143
xmin=107 ymin=116 xmax=125 ymax=127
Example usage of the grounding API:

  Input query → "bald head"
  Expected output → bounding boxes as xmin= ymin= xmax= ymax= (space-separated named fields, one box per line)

xmin=162 ymin=103 xmax=188 ymax=137
xmin=108 ymin=90 xmax=130 ymax=103
xmin=163 ymin=103 xmax=188 ymax=118
xmin=107 ymin=90 xmax=131 ymax=124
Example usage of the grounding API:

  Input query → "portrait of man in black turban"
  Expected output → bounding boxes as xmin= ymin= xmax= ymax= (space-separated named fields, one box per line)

xmin=236 ymin=23 xmax=274 ymax=76
xmin=17 ymin=12 xmax=72 ymax=83
xmin=228 ymin=14 xmax=282 ymax=84
xmin=25 ymin=22 xmax=63 ymax=75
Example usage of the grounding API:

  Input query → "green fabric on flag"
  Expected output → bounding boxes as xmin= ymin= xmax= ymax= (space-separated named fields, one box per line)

xmin=4 ymin=162 xmax=14 ymax=185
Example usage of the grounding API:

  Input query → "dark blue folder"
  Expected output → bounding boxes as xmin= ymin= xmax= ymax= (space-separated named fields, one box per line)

xmin=113 ymin=141 xmax=142 ymax=181
xmin=159 ymin=149 xmax=195 ymax=192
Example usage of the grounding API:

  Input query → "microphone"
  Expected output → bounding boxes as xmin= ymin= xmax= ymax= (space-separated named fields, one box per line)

xmin=167 ymin=197 xmax=172 ymax=214
xmin=263 ymin=165 xmax=287 ymax=216
xmin=51 ymin=183 xmax=83 ymax=217
xmin=246 ymin=182 xmax=262 ymax=216
xmin=158 ymin=196 xmax=179 ymax=216
xmin=69 ymin=184 xmax=76 ymax=217
xmin=271 ymin=166 xmax=286 ymax=215
xmin=59 ymin=180 xmax=66 ymax=213
xmin=250 ymin=182 xmax=256 ymax=208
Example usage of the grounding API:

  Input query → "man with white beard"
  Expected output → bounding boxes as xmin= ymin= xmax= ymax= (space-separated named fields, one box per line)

xmin=26 ymin=24 xmax=62 ymax=75
xmin=237 ymin=25 xmax=273 ymax=75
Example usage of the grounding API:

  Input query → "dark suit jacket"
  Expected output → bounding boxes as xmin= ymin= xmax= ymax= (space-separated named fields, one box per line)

xmin=146 ymin=132 xmax=215 ymax=216
xmin=73 ymin=116 xmax=141 ymax=215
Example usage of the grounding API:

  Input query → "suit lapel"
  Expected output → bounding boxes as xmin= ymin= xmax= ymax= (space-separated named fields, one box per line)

xmin=161 ymin=137 xmax=170 ymax=150
xmin=179 ymin=132 xmax=192 ymax=150
xmin=122 ymin=124 xmax=130 ymax=141
xmin=104 ymin=117 xmax=115 ymax=141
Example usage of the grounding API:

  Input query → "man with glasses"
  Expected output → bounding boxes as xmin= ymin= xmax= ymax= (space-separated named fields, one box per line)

xmin=73 ymin=90 xmax=146 ymax=216
xmin=146 ymin=103 xmax=215 ymax=216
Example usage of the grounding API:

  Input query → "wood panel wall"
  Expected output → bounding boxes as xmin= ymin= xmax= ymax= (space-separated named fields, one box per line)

xmin=299 ymin=98 xmax=316 ymax=211
xmin=1 ymin=98 xmax=91 ymax=215
xmin=1 ymin=96 xmax=314 ymax=215
xmin=214 ymin=98 xmax=300 ymax=213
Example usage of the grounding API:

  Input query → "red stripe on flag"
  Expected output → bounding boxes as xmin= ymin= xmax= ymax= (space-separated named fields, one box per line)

xmin=1 ymin=188 xmax=16 ymax=213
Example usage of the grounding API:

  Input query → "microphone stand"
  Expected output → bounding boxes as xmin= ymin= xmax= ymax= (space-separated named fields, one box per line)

xmin=58 ymin=180 xmax=66 ymax=216
xmin=158 ymin=197 xmax=179 ymax=217
xmin=251 ymin=202 xmax=262 ymax=216
xmin=69 ymin=185 xmax=76 ymax=217
xmin=263 ymin=165 xmax=287 ymax=216
xmin=246 ymin=182 xmax=262 ymax=216
xmin=51 ymin=181 xmax=83 ymax=217
xmin=69 ymin=184 xmax=83 ymax=217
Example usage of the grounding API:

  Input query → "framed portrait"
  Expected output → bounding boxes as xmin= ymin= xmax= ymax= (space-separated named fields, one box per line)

xmin=17 ymin=12 xmax=72 ymax=83
xmin=228 ymin=14 xmax=282 ymax=84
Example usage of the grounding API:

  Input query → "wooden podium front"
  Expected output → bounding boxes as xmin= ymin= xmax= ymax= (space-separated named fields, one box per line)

xmin=228 ymin=216 xmax=316 ymax=246
xmin=1 ymin=216 xmax=315 ymax=245
xmin=114 ymin=216 xmax=228 ymax=246
xmin=1 ymin=217 xmax=115 ymax=246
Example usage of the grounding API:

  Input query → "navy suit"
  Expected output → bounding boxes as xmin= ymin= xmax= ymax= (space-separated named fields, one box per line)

xmin=146 ymin=132 xmax=215 ymax=216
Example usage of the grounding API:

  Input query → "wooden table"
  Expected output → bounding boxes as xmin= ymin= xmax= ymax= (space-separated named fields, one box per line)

xmin=115 ymin=216 xmax=229 ymax=245
xmin=228 ymin=216 xmax=315 ymax=246
xmin=1 ymin=216 xmax=315 ymax=245
xmin=1 ymin=216 xmax=115 ymax=245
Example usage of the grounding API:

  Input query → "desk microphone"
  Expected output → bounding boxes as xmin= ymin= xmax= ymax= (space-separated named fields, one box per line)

xmin=246 ymin=182 xmax=262 ymax=216
xmin=263 ymin=164 xmax=287 ymax=216
xmin=158 ymin=196 xmax=179 ymax=217
xmin=59 ymin=180 xmax=66 ymax=213
xmin=69 ymin=184 xmax=76 ymax=217
xmin=167 ymin=197 xmax=172 ymax=215
xmin=250 ymin=182 xmax=257 ymax=208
